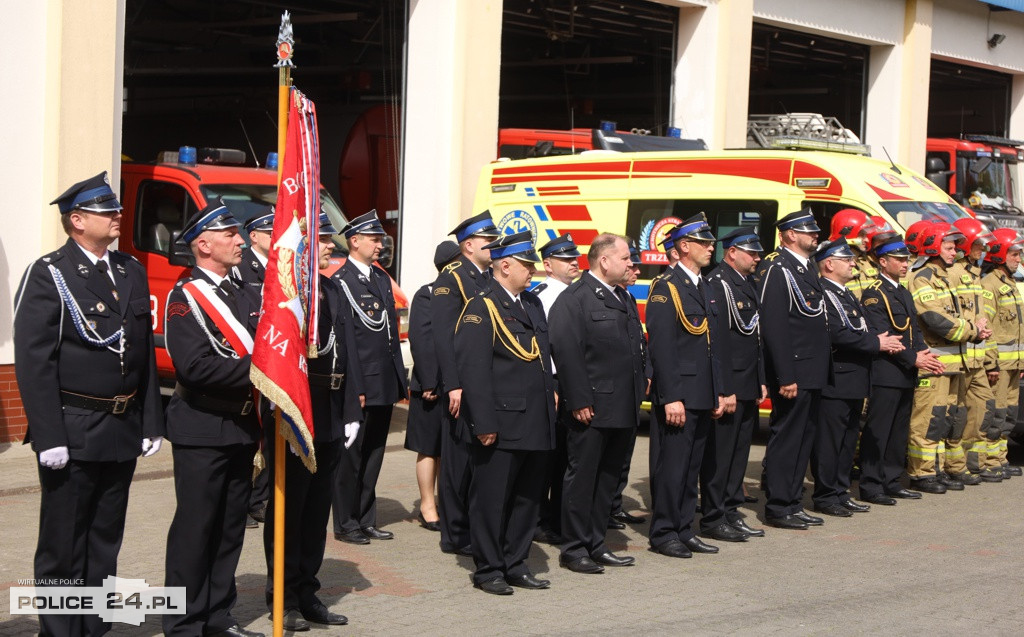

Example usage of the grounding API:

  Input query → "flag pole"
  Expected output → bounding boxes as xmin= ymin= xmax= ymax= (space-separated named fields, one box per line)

xmin=273 ymin=12 xmax=294 ymax=637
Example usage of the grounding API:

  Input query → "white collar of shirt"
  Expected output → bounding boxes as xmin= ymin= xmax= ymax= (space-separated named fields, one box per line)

xmin=349 ymin=257 xmax=372 ymax=278
xmin=824 ymin=277 xmax=847 ymax=293
xmin=196 ymin=266 xmax=227 ymax=287
xmin=882 ymin=273 xmax=900 ymax=288
xmin=76 ymin=243 xmax=115 ymax=283
xmin=497 ymin=282 xmax=521 ymax=304
xmin=674 ymin=262 xmax=702 ymax=286
xmin=783 ymin=246 xmax=810 ymax=269
xmin=543 ymin=277 xmax=569 ymax=295
xmin=252 ymin=249 xmax=268 ymax=268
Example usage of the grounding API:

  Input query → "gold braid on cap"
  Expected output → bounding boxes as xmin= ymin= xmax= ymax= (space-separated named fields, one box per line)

xmin=666 ymin=281 xmax=709 ymax=343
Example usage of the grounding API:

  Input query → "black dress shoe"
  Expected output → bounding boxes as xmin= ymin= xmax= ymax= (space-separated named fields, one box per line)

xmin=649 ymin=540 xmax=692 ymax=558
xmin=249 ymin=501 xmax=267 ymax=523
xmin=301 ymin=601 xmax=348 ymax=625
xmin=793 ymin=510 xmax=824 ymax=526
xmin=887 ymin=487 xmax=924 ymax=499
xmin=840 ymin=499 xmax=871 ymax=512
xmin=607 ymin=518 xmax=626 ymax=530
xmin=701 ymin=523 xmax=749 ymax=542
xmin=591 ymin=550 xmax=635 ymax=567
xmin=245 ymin=514 xmax=259 ymax=529
xmin=475 ymin=577 xmax=514 ymax=595
xmin=765 ymin=514 xmax=808 ymax=530
xmin=611 ymin=511 xmax=646 ymax=524
xmin=533 ymin=528 xmax=563 ymax=545
xmin=814 ymin=503 xmax=853 ymax=518
xmin=729 ymin=519 xmax=765 ymax=537
xmin=441 ymin=544 xmax=473 ymax=556
xmin=683 ymin=537 xmax=719 ymax=553
xmin=744 ymin=494 xmax=759 ymax=503
xmin=861 ymin=494 xmax=897 ymax=506
xmin=273 ymin=609 xmax=310 ymax=631
xmin=208 ymin=625 xmax=265 ymax=637
xmin=335 ymin=529 xmax=371 ymax=545
xmin=361 ymin=525 xmax=394 ymax=540
xmin=559 ymin=555 xmax=605 ymax=574
xmin=418 ymin=511 xmax=441 ymax=532
xmin=507 ymin=573 xmax=551 ymax=589
xmin=907 ymin=479 xmax=944 ymax=495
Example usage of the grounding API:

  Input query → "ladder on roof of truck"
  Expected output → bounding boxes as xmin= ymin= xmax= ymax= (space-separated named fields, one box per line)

xmin=746 ymin=114 xmax=870 ymax=155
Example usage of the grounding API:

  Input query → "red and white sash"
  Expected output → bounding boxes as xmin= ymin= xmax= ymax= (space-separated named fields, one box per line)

xmin=182 ymin=279 xmax=254 ymax=356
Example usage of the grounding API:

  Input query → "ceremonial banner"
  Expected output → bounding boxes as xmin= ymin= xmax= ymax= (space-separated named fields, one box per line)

xmin=251 ymin=87 xmax=321 ymax=472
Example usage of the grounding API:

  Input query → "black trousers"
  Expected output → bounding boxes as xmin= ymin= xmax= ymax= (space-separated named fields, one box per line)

xmin=764 ymin=389 xmax=820 ymax=519
xmin=700 ymin=398 xmax=757 ymax=531
xmin=811 ymin=397 xmax=864 ymax=507
xmin=860 ymin=385 xmax=914 ymax=498
xmin=163 ymin=443 xmax=257 ymax=636
xmin=438 ymin=408 xmax=473 ymax=552
xmin=560 ymin=424 xmax=634 ymax=560
xmin=469 ymin=446 xmax=548 ymax=584
xmin=333 ymin=404 xmax=393 ymax=534
xmin=249 ymin=465 xmax=270 ymax=512
xmin=35 ymin=458 xmax=136 ymax=637
xmin=537 ymin=415 xmax=568 ymax=534
xmin=264 ymin=438 xmax=340 ymax=611
xmin=648 ymin=405 xmax=710 ymax=548
xmin=610 ymin=426 xmax=638 ymax=516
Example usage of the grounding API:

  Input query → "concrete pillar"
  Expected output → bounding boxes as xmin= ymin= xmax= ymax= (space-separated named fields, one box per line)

xmin=672 ymin=0 xmax=753 ymax=150
xmin=399 ymin=0 xmax=503 ymax=293
xmin=1009 ymin=75 xmax=1024 ymax=141
xmin=864 ymin=44 xmax=902 ymax=162
xmin=898 ymin=0 xmax=933 ymax=171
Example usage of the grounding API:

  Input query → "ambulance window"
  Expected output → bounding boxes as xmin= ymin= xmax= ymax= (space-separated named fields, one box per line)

xmin=135 ymin=181 xmax=198 ymax=256
xmin=625 ymin=199 xmax=778 ymax=279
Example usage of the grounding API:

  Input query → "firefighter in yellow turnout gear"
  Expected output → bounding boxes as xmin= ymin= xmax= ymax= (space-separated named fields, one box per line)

xmin=905 ymin=220 xmax=979 ymax=494
xmin=944 ymin=219 xmax=994 ymax=486
xmin=980 ymin=227 xmax=1024 ymax=480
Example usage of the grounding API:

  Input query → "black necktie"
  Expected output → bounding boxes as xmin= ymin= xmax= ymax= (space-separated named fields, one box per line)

xmin=615 ymin=287 xmax=630 ymax=307
xmin=219 ymin=279 xmax=236 ymax=301
xmin=94 ymin=261 xmax=120 ymax=310
xmin=696 ymin=277 xmax=709 ymax=307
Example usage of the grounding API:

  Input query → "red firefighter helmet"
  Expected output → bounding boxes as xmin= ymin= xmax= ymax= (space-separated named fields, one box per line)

xmin=985 ymin=227 xmax=1024 ymax=265
xmin=829 ymin=208 xmax=872 ymax=242
xmin=952 ymin=217 xmax=994 ymax=254
xmin=863 ymin=216 xmax=895 ymax=251
xmin=905 ymin=220 xmax=962 ymax=257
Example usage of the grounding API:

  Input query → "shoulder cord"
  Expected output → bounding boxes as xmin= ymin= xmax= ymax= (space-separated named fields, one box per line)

xmin=181 ymin=287 xmax=239 ymax=359
xmin=780 ymin=267 xmax=825 ymax=317
xmin=481 ymin=297 xmax=541 ymax=366
xmin=338 ymin=278 xmax=391 ymax=339
xmin=878 ymin=288 xmax=911 ymax=333
xmin=666 ymin=281 xmax=710 ymax=343
xmin=718 ymin=279 xmax=759 ymax=336
xmin=451 ymin=269 xmax=468 ymax=303
xmin=823 ymin=289 xmax=867 ymax=332
xmin=48 ymin=265 xmax=124 ymax=352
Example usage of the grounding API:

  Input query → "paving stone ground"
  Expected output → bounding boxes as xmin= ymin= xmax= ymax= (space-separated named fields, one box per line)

xmin=1 ymin=407 xmax=1022 ymax=636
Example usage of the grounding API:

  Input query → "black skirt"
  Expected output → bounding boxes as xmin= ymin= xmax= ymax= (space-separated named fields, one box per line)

xmin=404 ymin=391 xmax=444 ymax=456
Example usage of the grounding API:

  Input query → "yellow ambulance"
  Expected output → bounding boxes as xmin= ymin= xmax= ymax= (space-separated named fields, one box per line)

xmin=474 ymin=148 xmax=972 ymax=319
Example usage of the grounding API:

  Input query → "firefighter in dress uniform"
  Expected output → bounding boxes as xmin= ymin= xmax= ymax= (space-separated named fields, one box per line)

xmin=162 ymin=203 xmax=264 ymax=637
xmin=756 ymin=208 xmax=832 ymax=530
xmin=980 ymin=227 xmax=1024 ymax=478
xmin=331 ymin=210 xmax=408 ymax=544
xmin=14 ymin=172 xmax=164 ymax=637
xmin=904 ymin=220 xmax=979 ymax=496
xmin=646 ymin=214 xmax=732 ymax=558
xmin=859 ymin=234 xmax=944 ymax=505
xmin=455 ymin=231 xmax=557 ymax=595
xmin=431 ymin=211 xmax=500 ymax=556
xmin=529 ymin=233 xmax=582 ymax=545
xmin=699 ymin=228 xmax=768 ymax=541
xmin=828 ymin=209 xmax=888 ymax=300
xmin=404 ymin=240 xmax=462 ymax=532
xmin=262 ymin=213 xmax=361 ymax=630
xmin=809 ymin=239 xmax=903 ymax=517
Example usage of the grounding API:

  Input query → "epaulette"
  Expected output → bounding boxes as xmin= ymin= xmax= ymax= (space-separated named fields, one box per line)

xmin=442 ymin=261 xmax=462 ymax=275
xmin=764 ymin=251 xmax=780 ymax=261
xmin=914 ymin=267 xmax=934 ymax=280
xmin=532 ymin=282 xmax=549 ymax=294
xmin=39 ymin=249 xmax=63 ymax=264
xmin=866 ymin=280 xmax=883 ymax=291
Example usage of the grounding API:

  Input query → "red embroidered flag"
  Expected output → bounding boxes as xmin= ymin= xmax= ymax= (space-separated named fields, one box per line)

xmin=251 ymin=87 xmax=320 ymax=472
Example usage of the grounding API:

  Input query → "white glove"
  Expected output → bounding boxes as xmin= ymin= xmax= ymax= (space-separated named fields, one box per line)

xmin=39 ymin=446 xmax=69 ymax=470
xmin=344 ymin=422 xmax=360 ymax=449
xmin=141 ymin=436 xmax=163 ymax=457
